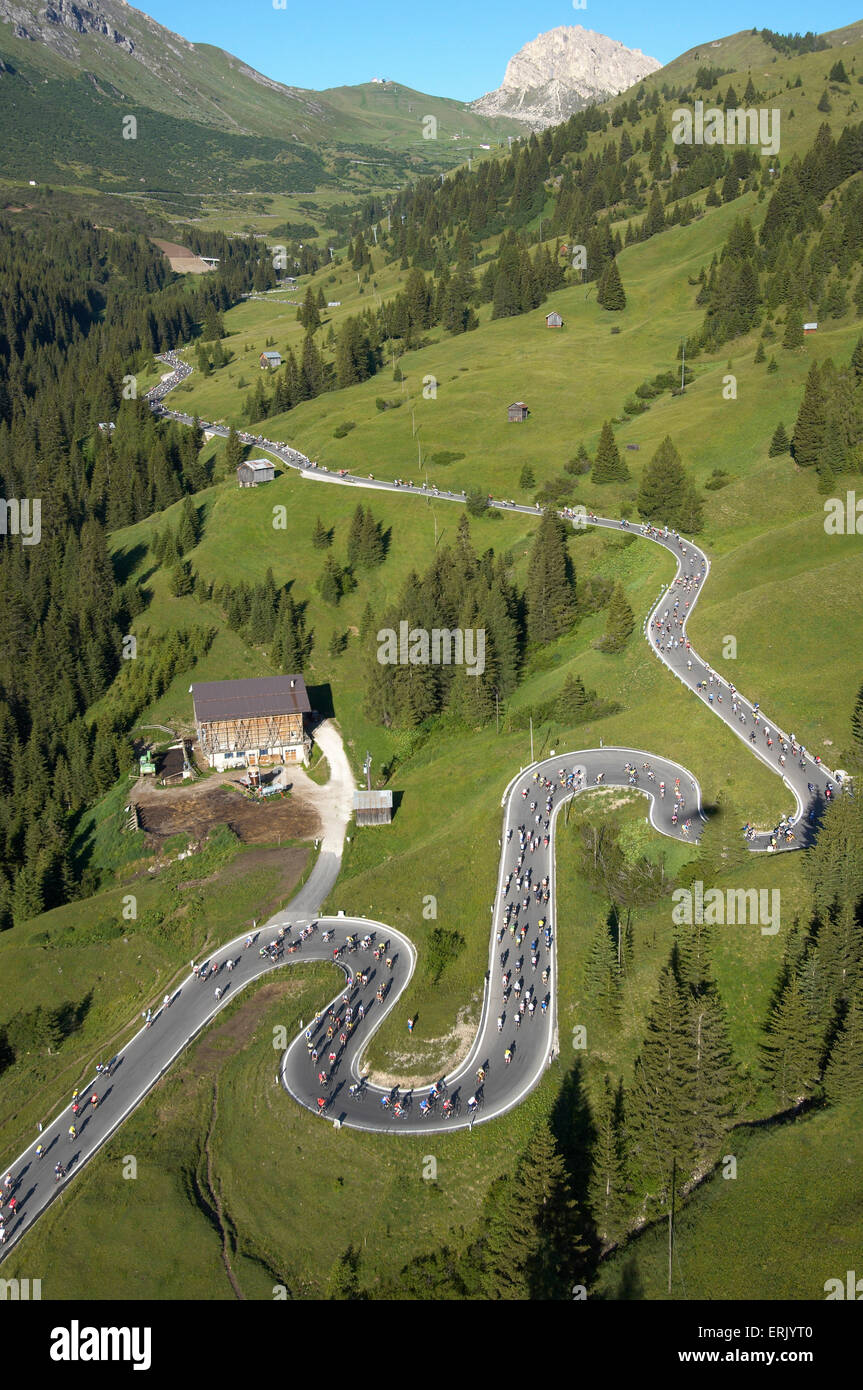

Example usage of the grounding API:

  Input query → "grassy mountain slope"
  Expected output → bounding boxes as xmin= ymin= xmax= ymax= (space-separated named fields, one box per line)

xmin=0 ymin=0 xmax=522 ymax=194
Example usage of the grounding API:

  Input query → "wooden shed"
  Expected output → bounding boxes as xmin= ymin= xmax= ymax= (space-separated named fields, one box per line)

xmin=260 ymin=350 xmax=282 ymax=369
xmin=507 ymin=402 xmax=530 ymax=423
xmin=545 ymin=311 xmax=564 ymax=328
xmin=237 ymin=459 xmax=275 ymax=487
xmin=353 ymin=790 xmax=393 ymax=826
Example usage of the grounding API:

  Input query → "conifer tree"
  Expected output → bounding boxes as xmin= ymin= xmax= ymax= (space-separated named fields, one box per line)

xmin=556 ymin=673 xmax=590 ymax=722
xmin=688 ymin=986 xmax=736 ymax=1162
xmin=643 ymin=185 xmax=665 ymax=237
xmin=760 ymin=974 xmax=822 ymax=1109
xmin=588 ymin=1075 xmax=630 ymax=1245
xmin=525 ymin=509 xmax=576 ymax=644
xmin=596 ymin=582 xmax=635 ymax=654
xmin=597 ymin=257 xmax=626 ymax=310
xmin=169 ymin=560 xmax=194 ymax=597
xmin=782 ymin=306 xmax=805 ymax=349
xmin=176 ymin=495 xmax=200 ymax=554
xmin=791 ymin=362 xmax=826 ymax=466
xmin=318 ymin=557 xmax=342 ymax=606
xmin=201 ymin=302 xmax=224 ymax=340
xmin=360 ymin=507 xmax=385 ymax=567
xmin=479 ymin=1118 xmax=587 ymax=1299
xmin=591 ymin=421 xmax=629 ymax=483
xmin=807 ymin=786 xmax=863 ymax=913
xmin=491 ymin=267 xmax=520 ymax=319
xmin=630 ymin=965 xmax=697 ymax=1192
xmin=224 ymin=426 xmax=244 ymax=472
xmin=297 ymin=287 xmax=321 ymax=332
xmin=346 ymin=504 xmax=365 ymax=568
xmin=300 ymin=332 xmax=327 ymax=398
xmin=768 ymin=421 xmax=790 ymax=456
xmin=823 ymin=984 xmax=863 ymax=1104
xmin=312 ymin=517 xmax=331 ymax=549
xmin=585 ymin=918 xmax=622 ymax=1021
xmin=636 ymin=435 xmax=701 ymax=529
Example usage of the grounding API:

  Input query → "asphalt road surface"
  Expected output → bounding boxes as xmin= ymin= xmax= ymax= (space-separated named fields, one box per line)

xmin=0 ymin=353 xmax=845 ymax=1259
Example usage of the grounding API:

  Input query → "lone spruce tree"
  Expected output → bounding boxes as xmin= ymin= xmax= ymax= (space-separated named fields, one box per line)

xmin=768 ymin=421 xmax=790 ymax=456
xmin=591 ymin=421 xmax=630 ymax=483
xmin=597 ymin=256 xmax=626 ymax=310
xmin=596 ymin=582 xmax=635 ymax=653
xmin=636 ymin=436 xmax=703 ymax=532
xmin=555 ymin=672 xmax=591 ymax=722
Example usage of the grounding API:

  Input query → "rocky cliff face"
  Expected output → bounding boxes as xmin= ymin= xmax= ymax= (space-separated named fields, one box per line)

xmin=0 ymin=0 xmax=152 ymax=58
xmin=472 ymin=25 xmax=661 ymax=128
xmin=0 ymin=0 xmax=307 ymax=112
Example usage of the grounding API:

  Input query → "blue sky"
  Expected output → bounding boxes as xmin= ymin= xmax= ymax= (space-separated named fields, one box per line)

xmin=139 ymin=1 xmax=862 ymax=99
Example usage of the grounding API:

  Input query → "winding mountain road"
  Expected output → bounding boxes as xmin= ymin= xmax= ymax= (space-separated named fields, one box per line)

xmin=0 ymin=352 xmax=845 ymax=1259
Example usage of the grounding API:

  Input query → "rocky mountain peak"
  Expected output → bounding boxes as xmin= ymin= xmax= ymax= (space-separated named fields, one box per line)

xmin=472 ymin=25 xmax=661 ymax=128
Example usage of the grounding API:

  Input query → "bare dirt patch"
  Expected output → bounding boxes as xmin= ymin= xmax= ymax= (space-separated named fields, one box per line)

xmin=137 ymin=782 xmax=322 ymax=845
xmin=365 ymin=998 xmax=481 ymax=1089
